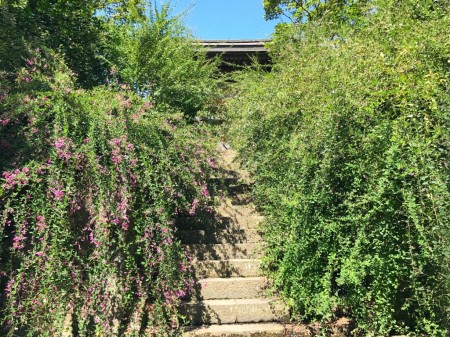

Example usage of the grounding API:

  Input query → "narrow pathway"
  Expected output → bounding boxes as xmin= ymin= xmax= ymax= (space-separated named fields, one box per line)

xmin=178 ymin=143 xmax=288 ymax=336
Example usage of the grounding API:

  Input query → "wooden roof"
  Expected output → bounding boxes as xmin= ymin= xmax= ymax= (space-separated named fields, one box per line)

xmin=199 ymin=39 xmax=272 ymax=72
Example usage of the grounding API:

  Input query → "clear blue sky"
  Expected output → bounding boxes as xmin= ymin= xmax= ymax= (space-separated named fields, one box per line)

xmin=167 ymin=0 xmax=279 ymax=40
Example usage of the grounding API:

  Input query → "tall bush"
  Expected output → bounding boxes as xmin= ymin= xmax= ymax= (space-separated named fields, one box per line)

xmin=132 ymin=4 xmax=219 ymax=117
xmin=0 ymin=49 xmax=212 ymax=336
xmin=226 ymin=0 xmax=450 ymax=335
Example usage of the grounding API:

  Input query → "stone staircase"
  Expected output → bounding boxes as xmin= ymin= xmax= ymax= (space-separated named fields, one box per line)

xmin=178 ymin=143 xmax=288 ymax=336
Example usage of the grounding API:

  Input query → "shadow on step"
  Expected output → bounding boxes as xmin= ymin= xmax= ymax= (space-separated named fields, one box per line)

xmin=181 ymin=298 xmax=289 ymax=326
xmin=193 ymin=259 xmax=260 ymax=278
xmin=207 ymin=169 xmax=253 ymax=206
xmin=175 ymin=207 xmax=261 ymax=245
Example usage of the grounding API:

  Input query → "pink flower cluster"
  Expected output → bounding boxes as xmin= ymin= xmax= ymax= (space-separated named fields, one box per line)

xmin=112 ymin=187 xmax=130 ymax=231
xmin=50 ymin=187 xmax=64 ymax=201
xmin=12 ymin=223 xmax=27 ymax=250
xmin=206 ymin=158 xmax=217 ymax=168
xmin=36 ymin=215 xmax=47 ymax=231
xmin=0 ymin=92 xmax=7 ymax=102
xmin=110 ymin=137 xmax=125 ymax=165
xmin=201 ymin=185 xmax=210 ymax=198
xmin=188 ymin=198 xmax=199 ymax=216
xmin=2 ymin=167 xmax=30 ymax=190
xmin=53 ymin=137 xmax=73 ymax=161
xmin=109 ymin=136 xmax=135 ymax=167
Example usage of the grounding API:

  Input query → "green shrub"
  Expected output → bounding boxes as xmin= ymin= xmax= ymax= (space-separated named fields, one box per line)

xmin=0 ymin=49 xmax=212 ymax=336
xmin=116 ymin=3 xmax=219 ymax=118
xmin=226 ymin=1 xmax=450 ymax=335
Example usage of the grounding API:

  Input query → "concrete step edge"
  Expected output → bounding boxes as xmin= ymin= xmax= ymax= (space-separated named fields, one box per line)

xmin=198 ymin=276 xmax=266 ymax=282
xmin=182 ymin=298 xmax=289 ymax=325
xmin=193 ymin=277 xmax=268 ymax=300
xmin=183 ymin=298 xmax=284 ymax=306
xmin=184 ymin=323 xmax=285 ymax=336
xmin=193 ymin=259 xmax=262 ymax=278
xmin=178 ymin=229 xmax=262 ymax=244
xmin=176 ymin=215 xmax=264 ymax=230
xmin=184 ymin=243 xmax=263 ymax=260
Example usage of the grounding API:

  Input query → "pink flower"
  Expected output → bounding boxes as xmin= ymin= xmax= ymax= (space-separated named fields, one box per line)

xmin=50 ymin=187 xmax=64 ymax=201
xmin=12 ymin=233 xmax=26 ymax=250
xmin=5 ymin=279 xmax=14 ymax=295
xmin=53 ymin=137 xmax=73 ymax=160
xmin=201 ymin=185 xmax=210 ymax=198
xmin=2 ymin=169 xmax=29 ymax=190
xmin=206 ymin=158 xmax=217 ymax=168
xmin=25 ymin=77 xmax=31 ymax=83
xmin=189 ymin=198 xmax=199 ymax=216
xmin=54 ymin=137 xmax=66 ymax=149
xmin=111 ymin=138 xmax=122 ymax=146
xmin=36 ymin=215 xmax=46 ymax=231
xmin=111 ymin=155 xmax=122 ymax=164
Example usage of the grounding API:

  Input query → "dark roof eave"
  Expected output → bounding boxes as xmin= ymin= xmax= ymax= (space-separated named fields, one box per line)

xmin=197 ymin=39 xmax=271 ymax=53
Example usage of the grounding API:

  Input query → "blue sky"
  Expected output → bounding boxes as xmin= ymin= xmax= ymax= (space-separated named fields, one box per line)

xmin=167 ymin=0 xmax=280 ymax=40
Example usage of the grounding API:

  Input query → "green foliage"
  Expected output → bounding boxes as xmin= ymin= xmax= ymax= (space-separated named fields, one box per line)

xmin=0 ymin=0 xmax=147 ymax=87
xmin=0 ymin=0 xmax=219 ymax=115
xmin=0 ymin=0 xmax=220 ymax=334
xmin=0 ymin=49 xmax=213 ymax=336
xmin=131 ymin=4 xmax=219 ymax=117
xmin=263 ymin=0 xmax=370 ymax=24
xmin=227 ymin=0 xmax=450 ymax=335
xmin=0 ymin=7 xmax=28 ymax=75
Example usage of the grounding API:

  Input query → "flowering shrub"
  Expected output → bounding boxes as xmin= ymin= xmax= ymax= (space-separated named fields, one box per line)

xmin=0 ymin=50 xmax=212 ymax=336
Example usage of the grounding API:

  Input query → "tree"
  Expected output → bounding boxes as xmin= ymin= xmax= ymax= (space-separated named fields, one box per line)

xmin=130 ymin=3 xmax=219 ymax=116
xmin=0 ymin=0 xmax=146 ymax=87
xmin=263 ymin=0 xmax=370 ymax=24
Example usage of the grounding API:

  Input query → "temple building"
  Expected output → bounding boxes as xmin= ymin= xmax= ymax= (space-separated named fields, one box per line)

xmin=200 ymin=39 xmax=271 ymax=72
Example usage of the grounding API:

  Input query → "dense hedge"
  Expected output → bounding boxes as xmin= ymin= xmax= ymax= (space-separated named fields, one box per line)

xmin=0 ymin=50 xmax=214 ymax=336
xmin=226 ymin=1 xmax=450 ymax=335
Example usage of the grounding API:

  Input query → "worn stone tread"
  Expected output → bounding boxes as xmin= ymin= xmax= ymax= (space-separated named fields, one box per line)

xmin=185 ymin=323 xmax=285 ymax=336
xmin=176 ymin=215 xmax=264 ymax=230
xmin=184 ymin=243 xmax=262 ymax=260
xmin=182 ymin=299 xmax=288 ymax=325
xmin=193 ymin=259 xmax=262 ymax=278
xmin=194 ymin=277 xmax=267 ymax=300
xmin=178 ymin=229 xmax=262 ymax=244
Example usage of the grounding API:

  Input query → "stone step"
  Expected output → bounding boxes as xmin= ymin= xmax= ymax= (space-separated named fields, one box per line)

xmin=178 ymin=229 xmax=261 ymax=244
xmin=193 ymin=259 xmax=262 ymax=278
xmin=192 ymin=277 xmax=267 ymax=300
xmin=184 ymin=243 xmax=262 ymax=260
xmin=217 ymin=204 xmax=259 ymax=218
xmin=185 ymin=323 xmax=285 ymax=336
xmin=182 ymin=299 xmax=288 ymax=325
xmin=176 ymin=215 xmax=264 ymax=231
